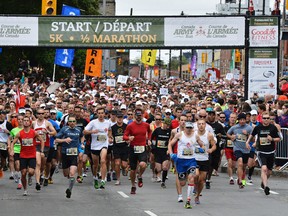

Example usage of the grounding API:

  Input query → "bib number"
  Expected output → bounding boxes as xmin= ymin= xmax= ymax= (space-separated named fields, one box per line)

xmin=115 ymin=136 xmax=124 ymax=144
xmin=134 ymin=146 xmax=145 ymax=154
xmin=157 ymin=140 xmax=167 ymax=148
xmin=182 ymin=148 xmax=193 ymax=156
xmin=227 ymin=140 xmax=234 ymax=147
xmin=0 ymin=142 xmax=7 ymax=150
xmin=259 ymin=137 xmax=271 ymax=146
xmin=195 ymin=148 xmax=205 ymax=154
xmin=22 ymin=138 xmax=33 ymax=147
xmin=37 ymin=131 xmax=46 ymax=142
xmin=97 ymin=135 xmax=107 ymax=142
xmin=66 ymin=147 xmax=78 ymax=156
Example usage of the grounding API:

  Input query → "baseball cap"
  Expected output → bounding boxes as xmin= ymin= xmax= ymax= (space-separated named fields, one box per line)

xmin=165 ymin=109 xmax=171 ymax=114
xmin=237 ymin=113 xmax=246 ymax=120
xmin=50 ymin=109 xmax=57 ymax=114
xmin=19 ymin=108 xmax=26 ymax=114
xmin=185 ymin=121 xmax=194 ymax=128
xmin=163 ymin=118 xmax=171 ymax=125
xmin=250 ymin=110 xmax=258 ymax=115
xmin=120 ymin=104 xmax=127 ymax=110
xmin=136 ymin=101 xmax=142 ymax=106
xmin=116 ymin=112 xmax=124 ymax=118
xmin=135 ymin=110 xmax=143 ymax=116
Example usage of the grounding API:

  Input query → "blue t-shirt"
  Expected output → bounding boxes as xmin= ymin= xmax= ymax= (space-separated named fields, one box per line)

xmin=227 ymin=123 xmax=253 ymax=154
xmin=48 ymin=119 xmax=60 ymax=148
xmin=56 ymin=126 xmax=83 ymax=155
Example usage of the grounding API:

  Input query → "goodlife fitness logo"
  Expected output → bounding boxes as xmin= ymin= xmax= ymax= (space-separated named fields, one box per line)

xmin=250 ymin=27 xmax=278 ymax=46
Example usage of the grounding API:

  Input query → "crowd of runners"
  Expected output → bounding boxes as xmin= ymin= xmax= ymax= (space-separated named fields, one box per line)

xmin=0 ymin=72 xmax=287 ymax=209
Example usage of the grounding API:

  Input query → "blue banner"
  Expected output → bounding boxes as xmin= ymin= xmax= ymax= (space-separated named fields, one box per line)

xmin=54 ymin=5 xmax=80 ymax=67
xmin=0 ymin=48 xmax=2 ymax=53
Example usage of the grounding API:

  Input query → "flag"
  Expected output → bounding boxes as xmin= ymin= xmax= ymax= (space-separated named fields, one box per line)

xmin=54 ymin=5 xmax=80 ymax=67
xmin=0 ymin=48 xmax=2 ymax=53
xmin=84 ymin=49 xmax=102 ymax=77
xmin=14 ymin=87 xmax=26 ymax=113
xmin=141 ymin=49 xmax=157 ymax=66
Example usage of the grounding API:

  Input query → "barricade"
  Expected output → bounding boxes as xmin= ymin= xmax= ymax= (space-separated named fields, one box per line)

xmin=275 ymin=128 xmax=288 ymax=171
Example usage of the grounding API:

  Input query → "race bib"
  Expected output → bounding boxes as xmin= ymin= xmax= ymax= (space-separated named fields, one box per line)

xmin=22 ymin=138 xmax=33 ymax=147
xmin=182 ymin=148 xmax=193 ymax=156
xmin=134 ymin=146 xmax=145 ymax=153
xmin=227 ymin=140 xmax=234 ymax=147
xmin=97 ymin=135 xmax=107 ymax=142
xmin=259 ymin=137 xmax=271 ymax=146
xmin=236 ymin=134 xmax=247 ymax=142
xmin=115 ymin=136 xmax=124 ymax=144
xmin=66 ymin=147 xmax=78 ymax=156
xmin=37 ymin=131 xmax=46 ymax=142
xmin=195 ymin=147 xmax=205 ymax=154
xmin=157 ymin=140 xmax=167 ymax=148
xmin=0 ymin=142 xmax=7 ymax=150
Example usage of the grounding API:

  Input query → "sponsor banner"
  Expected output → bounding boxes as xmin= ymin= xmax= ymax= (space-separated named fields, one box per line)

xmin=54 ymin=49 xmax=75 ymax=67
xmin=141 ymin=49 xmax=157 ymax=66
xmin=0 ymin=17 xmax=38 ymax=46
xmin=164 ymin=17 xmax=245 ymax=46
xmin=84 ymin=49 xmax=102 ymax=77
xmin=249 ymin=17 xmax=279 ymax=47
xmin=248 ymin=48 xmax=278 ymax=98
xmin=38 ymin=17 xmax=164 ymax=48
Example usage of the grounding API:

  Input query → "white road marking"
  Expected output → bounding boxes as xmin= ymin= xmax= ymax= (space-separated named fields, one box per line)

xmin=117 ymin=191 xmax=129 ymax=198
xmin=145 ymin=210 xmax=158 ymax=216
xmin=259 ymin=188 xmax=279 ymax=195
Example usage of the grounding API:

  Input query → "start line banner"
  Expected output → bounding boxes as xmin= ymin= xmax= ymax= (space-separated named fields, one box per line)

xmin=0 ymin=16 xmax=247 ymax=48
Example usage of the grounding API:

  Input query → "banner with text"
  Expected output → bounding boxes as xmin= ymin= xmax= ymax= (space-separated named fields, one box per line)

xmin=84 ymin=49 xmax=102 ymax=77
xmin=249 ymin=17 xmax=279 ymax=47
xmin=248 ymin=48 xmax=278 ymax=98
xmin=141 ymin=49 xmax=157 ymax=66
xmin=0 ymin=16 xmax=249 ymax=48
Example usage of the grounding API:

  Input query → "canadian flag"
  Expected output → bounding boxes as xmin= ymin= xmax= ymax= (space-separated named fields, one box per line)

xmin=14 ymin=88 xmax=26 ymax=113
xmin=249 ymin=0 xmax=254 ymax=12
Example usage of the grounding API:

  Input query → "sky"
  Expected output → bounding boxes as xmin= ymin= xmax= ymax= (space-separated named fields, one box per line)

xmin=114 ymin=0 xmax=276 ymax=63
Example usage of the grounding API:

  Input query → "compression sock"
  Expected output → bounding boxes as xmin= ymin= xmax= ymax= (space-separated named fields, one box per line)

xmin=162 ymin=170 xmax=167 ymax=183
xmin=68 ymin=177 xmax=75 ymax=191
xmin=187 ymin=184 xmax=194 ymax=200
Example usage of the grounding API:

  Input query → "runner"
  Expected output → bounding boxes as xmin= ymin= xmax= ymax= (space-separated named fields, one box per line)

xmin=55 ymin=115 xmax=84 ymax=198
xmin=123 ymin=108 xmax=152 ymax=194
xmin=10 ymin=116 xmax=45 ymax=196
xmin=246 ymin=111 xmax=280 ymax=195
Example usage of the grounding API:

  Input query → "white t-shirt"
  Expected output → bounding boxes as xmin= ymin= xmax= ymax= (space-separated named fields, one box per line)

xmin=85 ymin=119 xmax=111 ymax=150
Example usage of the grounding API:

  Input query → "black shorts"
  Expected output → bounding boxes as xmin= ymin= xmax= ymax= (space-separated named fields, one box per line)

xmin=61 ymin=154 xmax=78 ymax=169
xmin=20 ymin=158 xmax=36 ymax=170
xmin=129 ymin=146 xmax=147 ymax=170
xmin=154 ymin=148 xmax=169 ymax=164
xmin=209 ymin=152 xmax=221 ymax=170
xmin=84 ymin=144 xmax=91 ymax=155
xmin=234 ymin=150 xmax=249 ymax=164
xmin=36 ymin=146 xmax=50 ymax=157
xmin=0 ymin=149 xmax=8 ymax=159
xmin=249 ymin=151 xmax=256 ymax=159
xmin=47 ymin=148 xmax=57 ymax=163
xmin=14 ymin=153 xmax=20 ymax=161
xmin=107 ymin=145 xmax=113 ymax=155
xmin=113 ymin=145 xmax=129 ymax=161
xmin=257 ymin=152 xmax=275 ymax=170
xmin=196 ymin=160 xmax=210 ymax=172
xmin=91 ymin=147 xmax=107 ymax=156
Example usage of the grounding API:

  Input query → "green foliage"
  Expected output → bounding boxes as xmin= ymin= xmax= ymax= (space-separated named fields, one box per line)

xmin=0 ymin=0 xmax=99 ymax=80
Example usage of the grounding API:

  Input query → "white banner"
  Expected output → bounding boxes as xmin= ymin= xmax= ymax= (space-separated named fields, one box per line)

xmin=106 ymin=79 xmax=116 ymax=87
xmin=226 ymin=73 xmax=233 ymax=80
xmin=248 ymin=49 xmax=278 ymax=98
xmin=117 ymin=75 xmax=128 ymax=84
xmin=164 ymin=17 xmax=245 ymax=46
xmin=0 ymin=17 xmax=38 ymax=46
xmin=160 ymin=88 xmax=168 ymax=95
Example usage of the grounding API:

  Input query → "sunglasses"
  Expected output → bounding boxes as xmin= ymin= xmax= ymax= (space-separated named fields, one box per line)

xmin=166 ymin=112 xmax=171 ymax=115
xmin=199 ymin=115 xmax=206 ymax=118
xmin=270 ymin=118 xmax=275 ymax=121
xmin=262 ymin=117 xmax=270 ymax=120
xmin=219 ymin=117 xmax=226 ymax=119
xmin=127 ymin=114 xmax=133 ymax=115
xmin=155 ymin=118 xmax=162 ymax=121
xmin=38 ymin=113 xmax=44 ymax=115
xmin=11 ymin=115 xmax=17 ymax=118
xmin=68 ymin=120 xmax=76 ymax=123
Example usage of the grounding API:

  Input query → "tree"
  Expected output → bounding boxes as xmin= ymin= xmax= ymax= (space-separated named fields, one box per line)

xmin=0 ymin=0 xmax=99 ymax=81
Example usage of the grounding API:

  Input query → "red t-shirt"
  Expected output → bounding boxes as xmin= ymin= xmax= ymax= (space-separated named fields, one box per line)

xmin=171 ymin=119 xmax=179 ymax=129
xmin=123 ymin=121 xmax=152 ymax=146
xmin=19 ymin=129 xmax=37 ymax=158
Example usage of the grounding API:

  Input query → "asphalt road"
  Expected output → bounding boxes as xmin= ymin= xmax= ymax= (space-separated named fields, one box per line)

xmin=1 ymin=167 xmax=288 ymax=216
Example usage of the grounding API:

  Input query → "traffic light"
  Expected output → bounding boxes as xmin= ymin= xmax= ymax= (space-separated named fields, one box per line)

xmin=235 ymin=49 xmax=241 ymax=62
xmin=42 ymin=0 xmax=57 ymax=15
xmin=117 ymin=57 xmax=122 ymax=65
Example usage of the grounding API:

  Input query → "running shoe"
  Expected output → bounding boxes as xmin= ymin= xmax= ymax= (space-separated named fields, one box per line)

xmin=48 ymin=177 xmax=53 ymax=184
xmin=43 ymin=179 xmax=48 ymax=187
xmin=205 ymin=181 xmax=210 ymax=189
xmin=100 ymin=180 xmax=105 ymax=189
xmin=0 ymin=169 xmax=4 ymax=179
xmin=229 ymin=179 xmax=234 ymax=185
xmin=66 ymin=188 xmax=71 ymax=198
xmin=17 ymin=183 xmax=22 ymax=190
xmin=178 ymin=196 xmax=183 ymax=202
xmin=77 ymin=176 xmax=83 ymax=183
xmin=195 ymin=197 xmax=200 ymax=205
xmin=94 ymin=179 xmax=99 ymax=189
xmin=264 ymin=186 xmax=270 ymax=195
xmin=242 ymin=179 xmax=246 ymax=186
xmin=248 ymin=176 xmax=253 ymax=183
xmin=55 ymin=165 xmax=59 ymax=174
xmin=9 ymin=175 xmax=14 ymax=180
xmin=112 ymin=172 xmax=117 ymax=181
xmin=36 ymin=183 xmax=41 ymax=191
xmin=82 ymin=172 xmax=87 ymax=177
xmin=130 ymin=186 xmax=136 ymax=194
xmin=115 ymin=180 xmax=121 ymax=185
xmin=23 ymin=191 xmax=28 ymax=196
xmin=156 ymin=176 xmax=162 ymax=183
xmin=137 ymin=176 xmax=143 ymax=188
xmin=107 ymin=173 xmax=111 ymax=182
xmin=3 ymin=165 xmax=8 ymax=171
xmin=28 ymin=176 xmax=32 ymax=186
xmin=121 ymin=169 xmax=127 ymax=176
xmin=238 ymin=180 xmax=244 ymax=189
xmin=161 ymin=182 xmax=166 ymax=188
xmin=184 ymin=201 xmax=192 ymax=209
